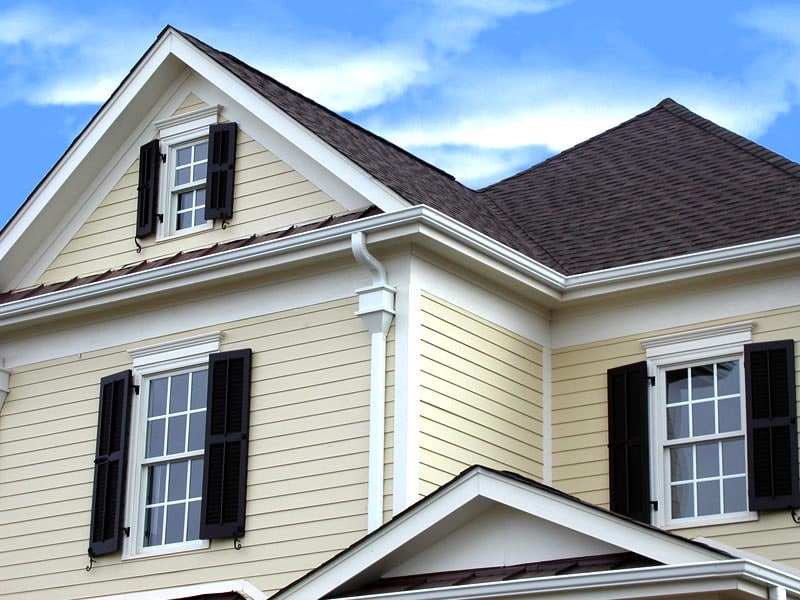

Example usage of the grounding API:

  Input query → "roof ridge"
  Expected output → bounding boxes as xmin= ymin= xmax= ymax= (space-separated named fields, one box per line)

xmin=657 ymin=98 xmax=800 ymax=180
xmin=173 ymin=27 xmax=465 ymax=186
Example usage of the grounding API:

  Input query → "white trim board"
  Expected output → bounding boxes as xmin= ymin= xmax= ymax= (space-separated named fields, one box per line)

xmin=0 ymin=266 xmax=367 ymax=369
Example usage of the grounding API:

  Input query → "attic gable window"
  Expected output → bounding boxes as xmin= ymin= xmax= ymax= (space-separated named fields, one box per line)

xmin=135 ymin=105 xmax=237 ymax=241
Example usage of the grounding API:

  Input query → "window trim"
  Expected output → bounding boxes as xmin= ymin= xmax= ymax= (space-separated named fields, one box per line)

xmin=123 ymin=332 xmax=221 ymax=559
xmin=641 ymin=321 xmax=757 ymax=529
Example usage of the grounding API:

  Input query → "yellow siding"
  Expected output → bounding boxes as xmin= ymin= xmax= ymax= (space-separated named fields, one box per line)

xmin=172 ymin=92 xmax=208 ymax=116
xmin=551 ymin=305 xmax=800 ymax=567
xmin=0 ymin=297 xmax=372 ymax=599
xmin=418 ymin=293 xmax=543 ymax=496
xmin=37 ymin=127 xmax=349 ymax=284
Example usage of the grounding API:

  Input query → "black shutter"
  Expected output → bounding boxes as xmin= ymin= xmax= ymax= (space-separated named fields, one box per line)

xmin=745 ymin=340 xmax=799 ymax=510
xmin=200 ymin=349 xmax=251 ymax=539
xmin=608 ymin=361 xmax=651 ymax=523
xmin=204 ymin=122 xmax=237 ymax=221
xmin=136 ymin=140 xmax=161 ymax=238
xmin=88 ymin=370 xmax=133 ymax=557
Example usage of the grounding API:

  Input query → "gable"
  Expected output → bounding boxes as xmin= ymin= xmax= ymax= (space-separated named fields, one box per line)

xmin=36 ymin=88 xmax=348 ymax=285
xmin=0 ymin=28 xmax=412 ymax=292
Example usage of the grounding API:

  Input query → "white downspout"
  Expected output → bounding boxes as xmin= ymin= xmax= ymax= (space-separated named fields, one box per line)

xmin=0 ymin=359 xmax=10 ymax=414
xmin=351 ymin=231 xmax=395 ymax=532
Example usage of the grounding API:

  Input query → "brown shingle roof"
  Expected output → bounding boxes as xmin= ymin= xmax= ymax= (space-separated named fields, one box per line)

xmin=481 ymin=98 xmax=800 ymax=274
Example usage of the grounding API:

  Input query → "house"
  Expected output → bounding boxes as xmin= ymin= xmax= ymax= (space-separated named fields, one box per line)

xmin=1 ymin=24 xmax=800 ymax=600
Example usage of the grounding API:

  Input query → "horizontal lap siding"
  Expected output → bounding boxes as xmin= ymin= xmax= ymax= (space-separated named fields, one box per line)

xmin=38 ymin=127 xmax=347 ymax=284
xmin=551 ymin=306 xmax=800 ymax=567
xmin=418 ymin=293 xmax=542 ymax=497
xmin=0 ymin=297 xmax=372 ymax=598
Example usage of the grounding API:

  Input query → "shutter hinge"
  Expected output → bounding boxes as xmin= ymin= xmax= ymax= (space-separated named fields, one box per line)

xmin=650 ymin=500 xmax=659 ymax=512
xmin=157 ymin=213 xmax=164 ymax=223
xmin=123 ymin=526 xmax=130 ymax=538
xmin=647 ymin=376 xmax=656 ymax=387
xmin=160 ymin=153 xmax=167 ymax=163
xmin=131 ymin=384 xmax=140 ymax=395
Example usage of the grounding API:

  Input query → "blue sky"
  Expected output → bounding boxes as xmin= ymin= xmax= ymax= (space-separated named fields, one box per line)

xmin=1 ymin=0 xmax=799 ymax=229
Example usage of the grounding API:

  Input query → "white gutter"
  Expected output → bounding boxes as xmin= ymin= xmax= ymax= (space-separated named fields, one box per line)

xmin=351 ymin=231 xmax=395 ymax=532
xmin=2 ymin=206 xmax=800 ymax=327
xmin=332 ymin=560 xmax=800 ymax=600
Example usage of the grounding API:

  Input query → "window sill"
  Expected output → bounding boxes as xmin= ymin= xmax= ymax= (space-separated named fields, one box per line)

xmin=122 ymin=538 xmax=209 ymax=560
xmin=664 ymin=511 xmax=758 ymax=530
xmin=157 ymin=221 xmax=214 ymax=242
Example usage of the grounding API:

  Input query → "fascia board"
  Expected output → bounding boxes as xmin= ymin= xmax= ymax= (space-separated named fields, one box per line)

xmin=0 ymin=207 xmax=565 ymax=328
xmin=330 ymin=560 xmax=793 ymax=600
xmin=561 ymin=233 xmax=800 ymax=300
xmin=167 ymin=33 xmax=411 ymax=214
xmin=4 ymin=204 xmax=800 ymax=328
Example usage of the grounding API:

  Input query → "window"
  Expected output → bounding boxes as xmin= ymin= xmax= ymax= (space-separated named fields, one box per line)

xmin=88 ymin=333 xmax=252 ymax=559
xmin=609 ymin=323 xmax=798 ymax=528
xmin=661 ymin=358 xmax=748 ymax=524
xmin=141 ymin=368 xmax=207 ymax=548
xmin=167 ymin=139 xmax=210 ymax=235
xmin=135 ymin=106 xmax=237 ymax=240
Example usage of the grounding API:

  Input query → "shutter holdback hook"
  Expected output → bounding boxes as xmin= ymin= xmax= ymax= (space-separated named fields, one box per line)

xmin=85 ymin=549 xmax=96 ymax=572
xmin=791 ymin=509 xmax=800 ymax=524
xmin=233 ymin=536 xmax=242 ymax=550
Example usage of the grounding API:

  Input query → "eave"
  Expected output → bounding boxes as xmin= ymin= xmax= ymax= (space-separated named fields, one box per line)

xmin=2 ymin=206 xmax=800 ymax=331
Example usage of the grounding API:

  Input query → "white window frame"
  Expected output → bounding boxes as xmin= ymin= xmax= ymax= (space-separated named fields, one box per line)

xmin=153 ymin=106 xmax=220 ymax=240
xmin=124 ymin=332 xmax=221 ymax=559
xmin=641 ymin=321 xmax=758 ymax=529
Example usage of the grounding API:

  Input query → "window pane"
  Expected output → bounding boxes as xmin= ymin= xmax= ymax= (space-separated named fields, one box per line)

xmin=666 ymin=369 xmax=688 ymax=404
xmin=691 ymin=364 xmax=714 ymax=399
xmin=144 ymin=506 xmax=164 ymax=546
xmin=696 ymin=442 xmax=719 ymax=479
xmin=723 ymin=477 xmax=747 ymax=513
xmin=170 ymin=374 xmax=189 ymax=413
xmin=718 ymin=396 xmax=741 ymax=433
xmin=178 ymin=192 xmax=194 ymax=211
xmin=149 ymin=378 xmax=168 ymax=416
xmin=672 ymin=483 xmax=694 ymax=518
xmin=191 ymin=370 xmax=207 ymax=409
xmin=667 ymin=405 xmax=689 ymax=439
xmin=168 ymin=460 xmax=188 ymax=501
xmin=147 ymin=464 xmax=167 ymax=504
xmin=692 ymin=401 xmax=715 ymax=436
xmin=167 ymin=414 xmax=187 ymax=455
xmin=187 ymin=500 xmax=201 ymax=541
xmin=165 ymin=504 xmax=185 ymax=544
xmin=188 ymin=412 xmax=206 ymax=452
xmin=175 ymin=166 xmax=191 ymax=186
xmin=670 ymin=446 xmax=693 ymax=482
xmin=194 ymin=162 xmax=207 ymax=182
xmin=146 ymin=418 xmax=165 ymax=458
xmin=194 ymin=142 xmax=208 ymax=162
xmin=722 ymin=438 xmax=746 ymax=475
xmin=177 ymin=211 xmax=193 ymax=230
xmin=717 ymin=361 xmax=740 ymax=396
xmin=697 ymin=480 xmax=720 ymax=516
xmin=176 ymin=147 xmax=192 ymax=166
xmin=190 ymin=458 xmax=204 ymax=498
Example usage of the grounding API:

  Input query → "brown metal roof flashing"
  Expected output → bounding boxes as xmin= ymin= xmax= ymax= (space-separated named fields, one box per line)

xmin=0 ymin=206 xmax=382 ymax=305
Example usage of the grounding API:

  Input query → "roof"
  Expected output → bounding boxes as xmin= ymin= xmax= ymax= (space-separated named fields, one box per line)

xmin=482 ymin=98 xmax=800 ymax=274
xmin=327 ymin=552 xmax=657 ymax=597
